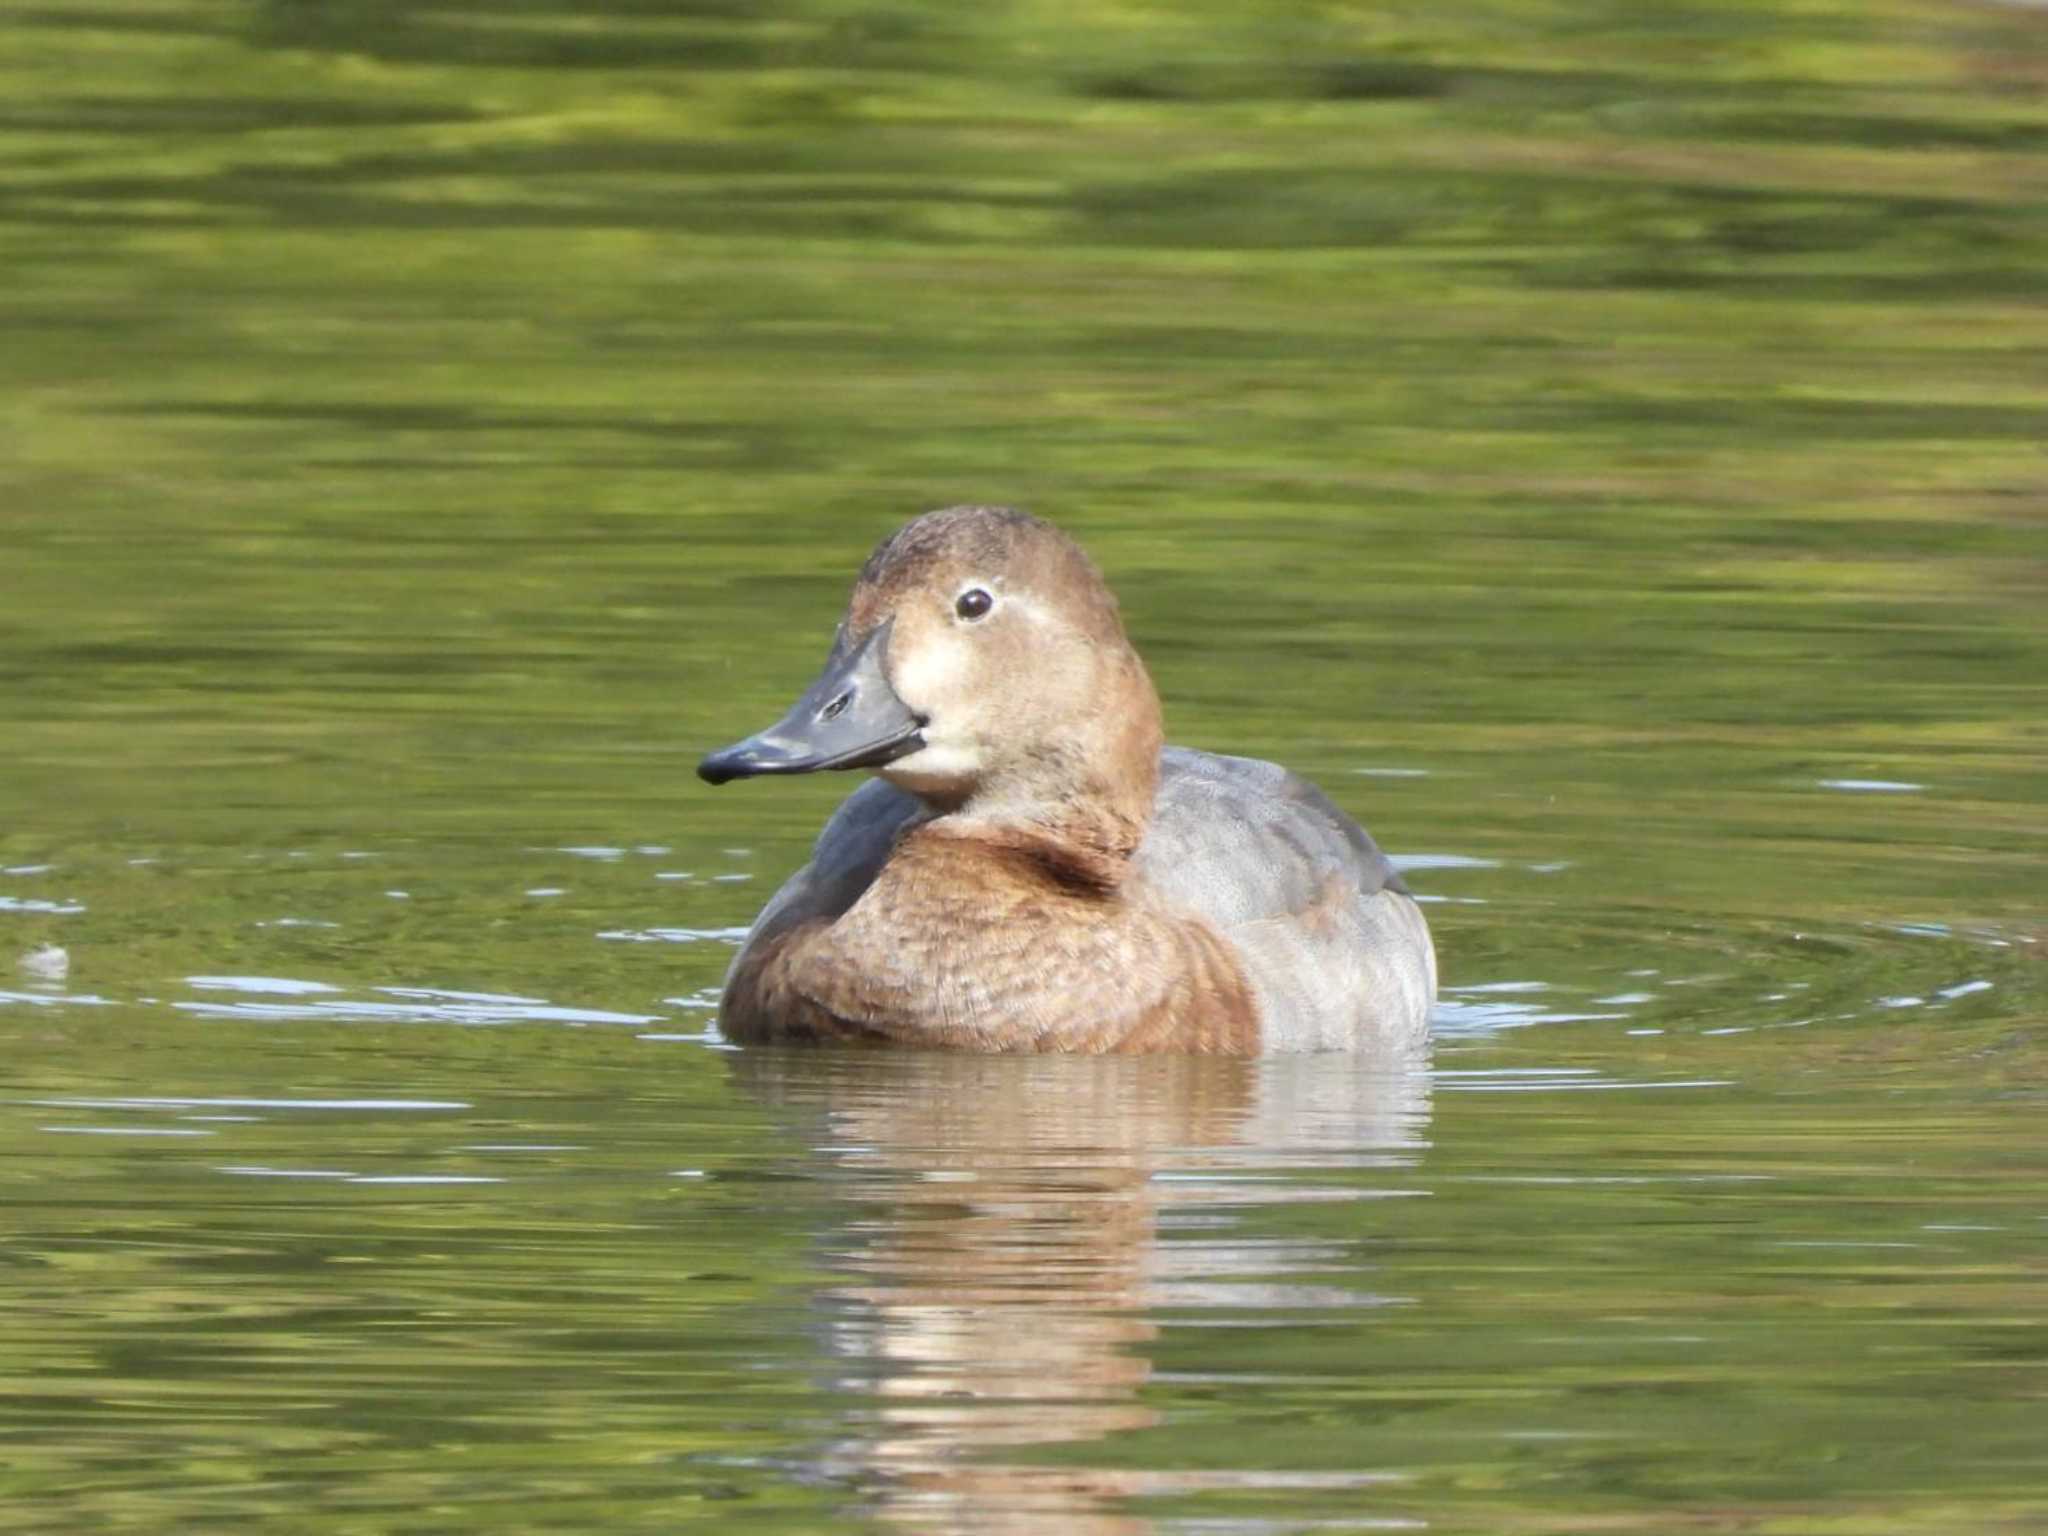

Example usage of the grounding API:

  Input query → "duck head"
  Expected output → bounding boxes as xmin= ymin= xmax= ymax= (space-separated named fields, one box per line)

xmin=699 ymin=505 xmax=1164 ymax=854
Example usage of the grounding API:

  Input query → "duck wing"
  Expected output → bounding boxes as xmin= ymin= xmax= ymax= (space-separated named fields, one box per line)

xmin=1137 ymin=747 xmax=1435 ymax=1050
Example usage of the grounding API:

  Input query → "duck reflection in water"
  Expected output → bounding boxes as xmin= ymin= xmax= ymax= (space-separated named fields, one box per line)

xmin=699 ymin=505 xmax=1436 ymax=1052
xmin=731 ymin=1042 xmax=1430 ymax=1533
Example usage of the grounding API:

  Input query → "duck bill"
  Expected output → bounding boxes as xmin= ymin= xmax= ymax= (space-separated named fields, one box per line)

xmin=697 ymin=619 xmax=926 ymax=786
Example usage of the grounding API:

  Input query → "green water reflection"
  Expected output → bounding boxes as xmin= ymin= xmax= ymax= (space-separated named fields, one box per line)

xmin=3 ymin=0 xmax=2045 ymax=1531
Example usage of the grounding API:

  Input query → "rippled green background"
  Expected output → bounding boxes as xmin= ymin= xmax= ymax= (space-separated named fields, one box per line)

xmin=3 ymin=2 xmax=2045 ymax=1532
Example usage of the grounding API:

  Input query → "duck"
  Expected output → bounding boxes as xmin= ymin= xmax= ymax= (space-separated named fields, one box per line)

xmin=697 ymin=505 xmax=1436 ymax=1053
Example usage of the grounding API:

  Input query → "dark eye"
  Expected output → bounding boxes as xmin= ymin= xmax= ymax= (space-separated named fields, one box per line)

xmin=955 ymin=587 xmax=994 ymax=621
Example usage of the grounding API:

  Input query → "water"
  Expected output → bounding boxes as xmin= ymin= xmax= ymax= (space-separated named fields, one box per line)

xmin=4 ymin=1 xmax=2046 ymax=1530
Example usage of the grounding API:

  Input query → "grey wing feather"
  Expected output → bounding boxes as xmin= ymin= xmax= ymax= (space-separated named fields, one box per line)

xmin=1140 ymin=748 xmax=1404 ymax=918
xmin=1138 ymin=747 xmax=1435 ymax=1051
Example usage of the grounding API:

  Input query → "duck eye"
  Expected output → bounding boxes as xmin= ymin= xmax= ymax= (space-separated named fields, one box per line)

xmin=954 ymin=587 xmax=994 ymax=621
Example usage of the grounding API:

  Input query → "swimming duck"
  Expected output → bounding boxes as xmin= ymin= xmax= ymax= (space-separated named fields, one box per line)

xmin=698 ymin=505 xmax=1436 ymax=1052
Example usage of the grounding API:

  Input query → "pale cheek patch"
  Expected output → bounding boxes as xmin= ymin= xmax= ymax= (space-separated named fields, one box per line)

xmin=880 ymin=740 xmax=982 ymax=793
xmin=889 ymin=634 xmax=972 ymax=714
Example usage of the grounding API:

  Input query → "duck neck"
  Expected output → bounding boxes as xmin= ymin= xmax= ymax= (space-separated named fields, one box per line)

xmin=938 ymin=668 xmax=1164 ymax=893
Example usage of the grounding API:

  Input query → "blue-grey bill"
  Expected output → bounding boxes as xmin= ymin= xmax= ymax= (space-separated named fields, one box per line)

xmin=698 ymin=618 xmax=926 ymax=785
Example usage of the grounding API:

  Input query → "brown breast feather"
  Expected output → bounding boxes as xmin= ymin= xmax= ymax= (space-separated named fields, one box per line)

xmin=722 ymin=829 xmax=1260 ymax=1053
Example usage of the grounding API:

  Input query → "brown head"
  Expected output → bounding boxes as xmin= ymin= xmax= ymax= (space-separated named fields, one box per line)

xmin=700 ymin=506 xmax=1165 ymax=865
